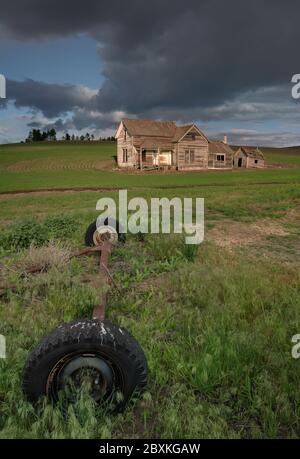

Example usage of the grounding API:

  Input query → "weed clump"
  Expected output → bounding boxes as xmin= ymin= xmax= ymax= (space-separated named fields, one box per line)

xmin=20 ymin=242 xmax=71 ymax=273
xmin=0 ymin=219 xmax=48 ymax=251
xmin=0 ymin=215 xmax=78 ymax=252
xmin=44 ymin=215 xmax=78 ymax=240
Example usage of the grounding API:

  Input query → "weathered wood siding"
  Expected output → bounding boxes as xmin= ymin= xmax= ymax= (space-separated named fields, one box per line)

xmin=158 ymin=151 xmax=172 ymax=166
xmin=233 ymin=150 xmax=247 ymax=168
xmin=177 ymin=131 xmax=208 ymax=170
xmin=208 ymin=152 xmax=233 ymax=169
xmin=247 ymin=157 xmax=264 ymax=168
xmin=233 ymin=149 xmax=264 ymax=168
xmin=117 ymin=126 xmax=135 ymax=168
xmin=143 ymin=150 xmax=156 ymax=167
xmin=139 ymin=150 xmax=173 ymax=167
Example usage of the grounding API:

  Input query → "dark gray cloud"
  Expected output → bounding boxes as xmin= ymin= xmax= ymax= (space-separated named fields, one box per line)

xmin=1 ymin=0 xmax=300 ymax=141
xmin=91 ymin=1 xmax=300 ymax=114
xmin=27 ymin=121 xmax=42 ymax=128
xmin=7 ymin=79 xmax=95 ymax=117
xmin=41 ymin=109 xmax=123 ymax=132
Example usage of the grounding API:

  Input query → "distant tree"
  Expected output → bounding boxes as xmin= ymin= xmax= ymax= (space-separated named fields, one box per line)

xmin=76 ymin=135 xmax=79 ymax=141
xmin=85 ymin=132 xmax=90 ymax=141
xmin=71 ymin=134 xmax=75 ymax=141
xmin=49 ymin=128 xmax=56 ymax=141
xmin=91 ymin=134 xmax=95 ymax=141
xmin=25 ymin=128 xmax=59 ymax=143
xmin=80 ymin=135 xmax=85 ymax=141
xmin=41 ymin=130 xmax=48 ymax=141
xmin=65 ymin=132 xmax=71 ymax=141
xmin=25 ymin=130 xmax=33 ymax=142
xmin=32 ymin=129 xmax=43 ymax=141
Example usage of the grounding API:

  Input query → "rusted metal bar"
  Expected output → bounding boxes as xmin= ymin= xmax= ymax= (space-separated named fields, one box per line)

xmin=70 ymin=245 xmax=102 ymax=258
xmin=92 ymin=239 xmax=112 ymax=320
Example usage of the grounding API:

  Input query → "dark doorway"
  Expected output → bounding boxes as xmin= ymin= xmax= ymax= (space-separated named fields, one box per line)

xmin=238 ymin=158 xmax=242 ymax=167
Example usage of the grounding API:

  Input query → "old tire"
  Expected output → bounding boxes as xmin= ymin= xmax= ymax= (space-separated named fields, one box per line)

xmin=22 ymin=320 xmax=147 ymax=410
xmin=84 ymin=218 xmax=126 ymax=246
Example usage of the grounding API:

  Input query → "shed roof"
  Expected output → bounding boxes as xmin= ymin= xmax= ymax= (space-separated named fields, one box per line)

xmin=209 ymin=140 xmax=234 ymax=155
xmin=238 ymin=146 xmax=264 ymax=159
xmin=133 ymin=137 xmax=174 ymax=150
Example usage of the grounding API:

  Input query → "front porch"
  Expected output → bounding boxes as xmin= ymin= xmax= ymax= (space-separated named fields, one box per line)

xmin=138 ymin=148 xmax=175 ymax=170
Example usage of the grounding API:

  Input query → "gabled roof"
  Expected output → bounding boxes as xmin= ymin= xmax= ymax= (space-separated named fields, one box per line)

xmin=172 ymin=124 xmax=194 ymax=141
xmin=209 ymin=140 xmax=234 ymax=155
xmin=116 ymin=118 xmax=208 ymax=144
xmin=173 ymin=123 xmax=208 ymax=142
xmin=237 ymin=146 xmax=264 ymax=159
xmin=121 ymin=118 xmax=177 ymax=138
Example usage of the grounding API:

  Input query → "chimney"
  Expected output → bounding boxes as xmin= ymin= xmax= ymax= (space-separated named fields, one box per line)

xmin=223 ymin=134 xmax=228 ymax=144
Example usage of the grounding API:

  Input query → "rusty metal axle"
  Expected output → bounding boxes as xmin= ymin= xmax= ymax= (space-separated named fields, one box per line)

xmin=92 ymin=239 xmax=112 ymax=321
xmin=72 ymin=238 xmax=113 ymax=321
xmin=1 ymin=236 xmax=114 ymax=320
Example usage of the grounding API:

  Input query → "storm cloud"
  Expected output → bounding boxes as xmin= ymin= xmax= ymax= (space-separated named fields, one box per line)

xmin=0 ymin=0 xmax=300 ymax=144
xmin=6 ymin=79 xmax=97 ymax=117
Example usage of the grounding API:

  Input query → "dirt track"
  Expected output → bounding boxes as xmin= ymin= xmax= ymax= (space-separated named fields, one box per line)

xmin=0 ymin=187 xmax=121 ymax=199
xmin=0 ymin=180 xmax=294 ymax=199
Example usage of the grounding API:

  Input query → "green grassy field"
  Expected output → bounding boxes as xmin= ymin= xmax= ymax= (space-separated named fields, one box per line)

xmin=0 ymin=142 xmax=300 ymax=439
xmin=0 ymin=142 xmax=299 ymax=193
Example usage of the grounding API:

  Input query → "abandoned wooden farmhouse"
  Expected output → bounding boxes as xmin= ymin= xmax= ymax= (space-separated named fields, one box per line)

xmin=115 ymin=118 xmax=264 ymax=171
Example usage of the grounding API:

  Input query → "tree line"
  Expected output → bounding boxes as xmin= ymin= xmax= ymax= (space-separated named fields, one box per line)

xmin=25 ymin=129 xmax=115 ymax=143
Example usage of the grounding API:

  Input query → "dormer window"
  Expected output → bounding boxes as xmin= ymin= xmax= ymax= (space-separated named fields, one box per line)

xmin=216 ymin=154 xmax=225 ymax=161
xmin=185 ymin=132 xmax=196 ymax=141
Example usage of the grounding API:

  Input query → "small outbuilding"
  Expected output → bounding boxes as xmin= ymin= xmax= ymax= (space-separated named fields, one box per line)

xmin=233 ymin=146 xmax=265 ymax=168
xmin=208 ymin=140 xmax=234 ymax=170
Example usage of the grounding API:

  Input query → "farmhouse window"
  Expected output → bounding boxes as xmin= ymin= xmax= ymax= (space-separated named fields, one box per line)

xmin=185 ymin=149 xmax=195 ymax=163
xmin=123 ymin=148 xmax=128 ymax=162
xmin=185 ymin=132 xmax=196 ymax=141
xmin=216 ymin=154 xmax=225 ymax=161
xmin=254 ymin=159 xmax=258 ymax=164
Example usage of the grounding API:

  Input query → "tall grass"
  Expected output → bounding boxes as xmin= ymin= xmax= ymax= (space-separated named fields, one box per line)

xmin=1 ymin=238 xmax=299 ymax=438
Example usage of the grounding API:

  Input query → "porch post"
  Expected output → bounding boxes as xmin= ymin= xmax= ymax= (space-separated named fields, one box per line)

xmin=157 ymin=148 xmax=160 ymax=168
xmin=140 ymin=148 xmax=143 ymax=170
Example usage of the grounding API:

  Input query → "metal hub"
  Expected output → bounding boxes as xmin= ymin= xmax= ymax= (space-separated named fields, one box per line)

xmin=59 ymin=355 xmax=114 ymax=401
xmin=93 ymin=226 xmax=118 ymax=246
